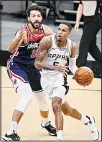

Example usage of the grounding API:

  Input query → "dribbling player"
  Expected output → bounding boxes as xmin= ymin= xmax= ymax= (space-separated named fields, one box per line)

xmin=35 ymin=23 xmax=99 ymax=141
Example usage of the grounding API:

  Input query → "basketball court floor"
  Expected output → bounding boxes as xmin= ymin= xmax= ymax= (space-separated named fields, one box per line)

xmin=1 ymin=66 xmax=101 ymax=140
xmin=1 ymin=15 xmax=101 ymax=141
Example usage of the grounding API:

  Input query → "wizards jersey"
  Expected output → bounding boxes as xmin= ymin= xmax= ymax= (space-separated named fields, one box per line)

xmin=10 ymin=24 xmax=45 ymax=67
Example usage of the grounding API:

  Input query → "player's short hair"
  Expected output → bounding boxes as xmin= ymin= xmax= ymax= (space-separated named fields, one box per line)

xmin=26 ymin=5 xmax=44 ymax=17
xmin=61 ymin=22 xmax=72 ymax=31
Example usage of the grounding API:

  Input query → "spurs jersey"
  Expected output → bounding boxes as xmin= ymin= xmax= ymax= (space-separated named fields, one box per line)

xmin=42 ymin=34 xmax=72 ymax=75
xmin=10 ymin=24 xmax=45 ymax=67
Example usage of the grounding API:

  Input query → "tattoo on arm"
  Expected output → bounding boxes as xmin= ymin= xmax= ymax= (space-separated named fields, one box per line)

xmin=35 ymin=36 xmax=59 ymax=71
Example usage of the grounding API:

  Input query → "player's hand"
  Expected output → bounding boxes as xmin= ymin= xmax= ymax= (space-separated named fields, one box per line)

xmin=14 ymin=30 xmax=22 ymax=41
xmin=19 ymin=26 xmax=27 ymax=44
xmin=58 ymin=65 xmax=69 ymax=76
xmin=74 ymin=22 xmax=79 ymax=31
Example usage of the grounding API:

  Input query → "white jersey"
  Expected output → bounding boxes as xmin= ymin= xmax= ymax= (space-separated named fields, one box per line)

xmin=41 ymin=34 xmax=72 ymax=99
xmin=42 ymin=34 xmax=72 ymax=75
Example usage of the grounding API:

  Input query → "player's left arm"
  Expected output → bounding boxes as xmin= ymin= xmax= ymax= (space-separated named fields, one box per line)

xmin=69 ymin=42 xmax=78 ymax=74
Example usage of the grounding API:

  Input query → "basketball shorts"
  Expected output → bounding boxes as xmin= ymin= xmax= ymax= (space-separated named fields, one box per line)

xmin=7 ymin=61 xmax=43 ymax=92
xmin=41 ymin=72 xmax=69 ymax=100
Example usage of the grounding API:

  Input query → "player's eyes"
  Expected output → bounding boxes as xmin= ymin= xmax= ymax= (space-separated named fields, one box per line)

xmin=31 ymin=15 xmax=41 ymax=17
xmin=62 ymin=29 xmax=66 ymax=32
xmin=58 ymin=28 xmax=66 ymax=32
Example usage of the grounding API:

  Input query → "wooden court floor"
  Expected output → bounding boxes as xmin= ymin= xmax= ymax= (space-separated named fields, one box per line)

xmin=1 ymin=67 xmax=101 ymax=140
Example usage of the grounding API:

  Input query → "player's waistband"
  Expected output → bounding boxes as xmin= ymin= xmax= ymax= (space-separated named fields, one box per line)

xmin=7 ymin=60 xmax=37 ymax=70
xmin=41 ymin=70 xmax=62 ymax=76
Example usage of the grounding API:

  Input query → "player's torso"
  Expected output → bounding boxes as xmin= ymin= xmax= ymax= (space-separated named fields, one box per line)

xmin=10 ymin=24 xmax=45 ymax=67
xmin=42 ymin=34 xmax=72 ymax=75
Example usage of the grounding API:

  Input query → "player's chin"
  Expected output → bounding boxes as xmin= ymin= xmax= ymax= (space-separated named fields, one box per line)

xmin=34 ymin=23 xmax=40 ymax=28
xmin=57 ymin=39 xmax=62 ymax=42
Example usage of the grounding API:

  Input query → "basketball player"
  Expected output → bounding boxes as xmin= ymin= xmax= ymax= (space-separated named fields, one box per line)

xmin=34 ymin=23 xmax=99 ymax=141
xmin=2 ymin=5 xmax=56 ymax=141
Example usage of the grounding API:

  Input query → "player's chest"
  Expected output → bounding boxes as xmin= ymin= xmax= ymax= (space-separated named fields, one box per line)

xmin=48 ymin=48 xmax=70 ymax=61
xmin=26 ymin=32 xmax=44 ymax=51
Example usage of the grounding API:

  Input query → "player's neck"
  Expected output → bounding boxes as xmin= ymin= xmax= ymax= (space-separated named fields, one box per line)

xmin=57 ymin=40 xmax=67 ymax=48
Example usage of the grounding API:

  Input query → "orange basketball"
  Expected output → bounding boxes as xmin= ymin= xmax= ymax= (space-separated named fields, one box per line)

xmin=74 ymin=66 xmax=94 ymax=86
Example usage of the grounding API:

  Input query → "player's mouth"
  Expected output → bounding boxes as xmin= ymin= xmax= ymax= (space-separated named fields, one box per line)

xmin=32 ymin=22 xmax=41 ymax=29
xmin=34 ymin=22 xmax=40 ymax=26
xmin=57 ymin=35 xmax=62 ymax=39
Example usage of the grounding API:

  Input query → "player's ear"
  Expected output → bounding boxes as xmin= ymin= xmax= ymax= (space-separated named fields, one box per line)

xmin=27 ymin=17 xmax=30 ymax=22
xmin=69 ymin=31 xmax=71 ymax=35
xmin=67 ymin=31 xmax=71 ymax=36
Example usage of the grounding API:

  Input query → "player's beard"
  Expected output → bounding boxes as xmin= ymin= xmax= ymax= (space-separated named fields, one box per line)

xmin=29 ymin=21 xmax=41 ymax=29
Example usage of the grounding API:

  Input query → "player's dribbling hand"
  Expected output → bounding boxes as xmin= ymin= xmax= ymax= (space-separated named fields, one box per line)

xmin=58 ymin=65 xmax=69 ymax=76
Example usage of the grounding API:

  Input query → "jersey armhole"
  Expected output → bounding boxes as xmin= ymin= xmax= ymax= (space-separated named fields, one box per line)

xmin=42 ymin=24 xmax=46 ymax=36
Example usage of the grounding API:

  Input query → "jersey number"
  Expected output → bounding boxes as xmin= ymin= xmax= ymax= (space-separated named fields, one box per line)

xmin=53 ymin=61 xmax=59 ymax=66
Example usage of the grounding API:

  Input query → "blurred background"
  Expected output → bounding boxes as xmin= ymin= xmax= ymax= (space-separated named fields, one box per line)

xmin=0 ymin=0 xmax=101 ymax=77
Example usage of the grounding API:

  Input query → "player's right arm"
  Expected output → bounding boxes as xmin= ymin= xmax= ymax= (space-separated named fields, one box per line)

xmin=35 ymin=36 xmax=68 ymax=74
xmin=8 ymin=26 xmax=27 ymax=52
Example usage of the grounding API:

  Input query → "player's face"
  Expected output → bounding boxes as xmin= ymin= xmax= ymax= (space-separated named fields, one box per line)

xmin=28 ymin=10 xmax=43 ymax=29
xmin=56 ymin=24 xmax=71 ymax=42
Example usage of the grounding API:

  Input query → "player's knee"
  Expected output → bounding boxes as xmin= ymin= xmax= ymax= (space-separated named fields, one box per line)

xmin=24 ymin=93 xmax=33 ymax=102
xmin=34 ymin=91 xmax=49 ymax=111
xmin=15 ymin=81 xmax=33 ymax=112
xmin=18 ymin=82 xmax=33 ymax=104
xmin=15 ymin=93 xmax=33 ymax=112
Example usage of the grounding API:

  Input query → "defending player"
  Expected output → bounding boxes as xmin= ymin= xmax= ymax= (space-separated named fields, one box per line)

xmin=2 ymin=5 xmax=56 ymax=141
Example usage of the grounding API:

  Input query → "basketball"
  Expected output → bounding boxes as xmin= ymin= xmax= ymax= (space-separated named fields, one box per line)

xmin=74 ymin=66 xmax=94 ymax=86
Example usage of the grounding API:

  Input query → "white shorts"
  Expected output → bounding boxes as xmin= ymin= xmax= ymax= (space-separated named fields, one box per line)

xmin=41 ymin=72 xmax=69 ymax=101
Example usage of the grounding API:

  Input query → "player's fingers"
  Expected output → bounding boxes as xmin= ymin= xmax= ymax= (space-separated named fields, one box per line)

xmin=61 ymin=68 xmax=69 ymax=73
xmin=65 ymin=68 xmax=69 ymax=73
xmin=20 ymin=26 xmax=26 ymax=34
xmin=20 ymin=29 xmax=26 ymax=35
xmin=63 ymin=71 xmax=68 ymax=77
xmin=20 ymin=25 xmax=26 ymax=30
